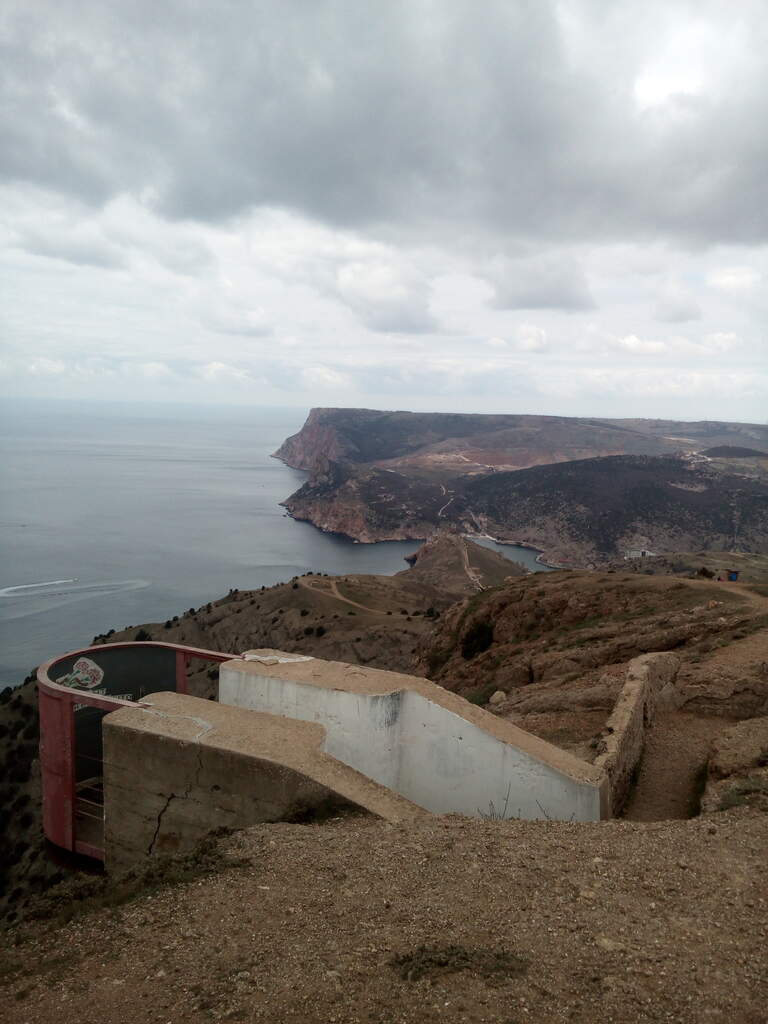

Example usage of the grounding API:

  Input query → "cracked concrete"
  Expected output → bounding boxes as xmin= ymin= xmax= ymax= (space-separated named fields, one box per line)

xmin=146 ymin=794 xmax=175 ymax=856
xmin=102 ymin=691 xmax=423 ymax=872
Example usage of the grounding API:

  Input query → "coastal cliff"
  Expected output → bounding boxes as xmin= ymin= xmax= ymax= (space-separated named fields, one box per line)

xmin=273 ymin=407 xmax=363 ymax=473
xmin=274 ymin=409 xmax=768 ymax=564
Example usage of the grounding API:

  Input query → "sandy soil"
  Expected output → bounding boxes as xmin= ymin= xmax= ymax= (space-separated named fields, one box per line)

xmin=1 ymin=812 xmax=766 ymax=1024
xmin=623 ymin=713 xmax=733 ymax=821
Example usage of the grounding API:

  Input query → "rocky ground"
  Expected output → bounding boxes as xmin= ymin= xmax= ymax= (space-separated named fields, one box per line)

xmin=2 ymin=545 xmax=767 ymax=1021
xmin=1 ymin=811 xmax=766 ymax=1024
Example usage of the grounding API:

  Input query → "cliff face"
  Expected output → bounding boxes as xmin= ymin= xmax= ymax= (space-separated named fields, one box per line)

xmin=272 ymin=408 xmax=359 ymax=473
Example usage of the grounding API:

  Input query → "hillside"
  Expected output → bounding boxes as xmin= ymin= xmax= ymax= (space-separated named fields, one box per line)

xmin=100 ymin=534 xmax=523 ymax=683
xmin=3 ymin=550 xmax=768 ymax=925
xmin=2 ymin=551 xmax=768 ymax=1020
xmin=282 ymin=454 xmax=768 ymax=563
xmin=0 ymin=535 xmax=522 ymax=923
xmin=274 ymin=410 xmax=768 ymax=562
xmin=274 ymin=408 xmax=768 ymax=477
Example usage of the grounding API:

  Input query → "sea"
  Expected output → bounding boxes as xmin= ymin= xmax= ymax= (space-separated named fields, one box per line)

xmin=0 ymin=399 xmax=546 ymax=687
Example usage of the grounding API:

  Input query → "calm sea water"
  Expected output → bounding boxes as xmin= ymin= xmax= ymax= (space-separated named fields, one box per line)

xmin=0 ymin=399 xmax=544 ymax=686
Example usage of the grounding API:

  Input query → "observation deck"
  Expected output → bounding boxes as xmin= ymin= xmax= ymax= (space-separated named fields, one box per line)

xmin=37 ymin=642 xmax=234 ymax=860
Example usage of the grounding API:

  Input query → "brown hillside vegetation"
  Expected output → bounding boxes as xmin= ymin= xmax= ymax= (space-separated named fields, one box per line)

xmin=419 ymin=572 xmax=768 ymax=818
xmin=0 ymin=536 xmax=519 ymax=923
xmin=420 ymin=572 xmax=767 ymax=706
xmin=98 ymin=534 xmax=520 ymax=687
xmin=275 ymin=409 xmax=768 ymax=559
xmin=2 ymin=544 xmax=768 ymax=1022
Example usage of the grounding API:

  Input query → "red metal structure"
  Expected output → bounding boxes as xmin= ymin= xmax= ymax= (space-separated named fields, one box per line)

xmin=37 ymin=641 xmax=234 ymax=861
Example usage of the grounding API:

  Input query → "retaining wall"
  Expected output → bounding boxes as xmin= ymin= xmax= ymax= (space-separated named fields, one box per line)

xmin=102 ymin=691 xmax=422 ymax=873
xmin=593 ymin=653 xmax=680 ymax=815
xmin=219 ymin=650 xmax=608 ymax=822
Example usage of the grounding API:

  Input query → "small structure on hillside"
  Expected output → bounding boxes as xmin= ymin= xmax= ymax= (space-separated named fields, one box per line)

xmin=726 ymin=568 xmax=741 ymax=582
xmin=38 ymin=643 xmax=680 ymax=872
xmin=624 ymin=548 xmax=656 ymax=559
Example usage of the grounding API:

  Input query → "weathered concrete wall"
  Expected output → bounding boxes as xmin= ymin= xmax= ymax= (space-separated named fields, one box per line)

xmin=103 ymin=691 xmax=422 ymax=873
xmin=219 ymin=650 xmax=608 ymax=822
xmin=594 ymin=653 xmax=680 ymax=815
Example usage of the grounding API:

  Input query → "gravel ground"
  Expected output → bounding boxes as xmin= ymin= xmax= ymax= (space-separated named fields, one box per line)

xmin=1 ymin=811 xmax=766 ymax=1024
xmin=623 ymin=713 xmax=733 ymax=821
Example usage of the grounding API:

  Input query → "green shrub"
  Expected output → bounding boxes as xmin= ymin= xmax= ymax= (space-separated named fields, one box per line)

xmin=466 ymin=682 xmax=497 ymax=706
xmin=461 ymin=620 xmax=494 ymax=660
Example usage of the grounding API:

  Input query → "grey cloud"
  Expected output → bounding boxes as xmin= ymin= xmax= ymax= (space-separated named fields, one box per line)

xmin=487 ymin=254 xmax=595 ymax=311
xmin=199 ymin=306 xmax=273 ymax=338
xmin=3 ymin=1 xmax=768 ymax=249
xmin=653 ymin=286 xmax=702 ymax=323
xmin=349 ymin=304 xmax=438 ymax=335
xmin=334 ymin=261 xmax=438 ymax=333
xmin=16 ymin=228 xmax=126 ymax=269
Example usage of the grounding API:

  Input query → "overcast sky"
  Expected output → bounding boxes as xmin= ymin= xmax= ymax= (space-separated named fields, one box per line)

xmin=1 ymin=0 xmax=766 ymax=421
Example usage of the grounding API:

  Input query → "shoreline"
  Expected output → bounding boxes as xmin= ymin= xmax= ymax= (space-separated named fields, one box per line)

xmin=461 ymin=532 xmax=567 ymax=571
xmin=282 ymin=510 xmax=569 ymax=570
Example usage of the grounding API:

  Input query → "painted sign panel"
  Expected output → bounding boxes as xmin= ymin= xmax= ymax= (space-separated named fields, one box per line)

xmin=52 ymin=645 xmax=178 ymax=783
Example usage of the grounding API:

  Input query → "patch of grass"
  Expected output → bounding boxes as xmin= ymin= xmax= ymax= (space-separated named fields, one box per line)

xmin=425 ymin=647 xmax=452 ymax=676
xmin=465 ymin=682 xmax=497 ymax=706
xmin=24 ymin=831 xmax=251 ymax=927
xmin=718 ymin=775 xmax=768 ymax=811
xmin=389 ymin=944 xmax=527 ymax=983
xmin=461 ymin=619 xmax=494 ymax=659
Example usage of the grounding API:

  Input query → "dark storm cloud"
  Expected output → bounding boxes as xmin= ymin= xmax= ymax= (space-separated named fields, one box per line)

xmin=2 ymin=0 xmax=768 ymax=247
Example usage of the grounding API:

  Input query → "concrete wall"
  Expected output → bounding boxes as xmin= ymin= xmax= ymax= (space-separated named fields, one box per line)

xmin=102 ymin=691 xmax=422 ymax=873
xmin=222 ymin=668 xmax=404 ymax=792
xmin=220 ymin=650 xmax=607 ymax=822
xmin=593 ymin=653 xmax=680 ymax=815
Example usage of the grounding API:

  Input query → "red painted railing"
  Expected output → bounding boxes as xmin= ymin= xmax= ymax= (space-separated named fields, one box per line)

xmin=37 ymin=642 xmax=235 ymax=861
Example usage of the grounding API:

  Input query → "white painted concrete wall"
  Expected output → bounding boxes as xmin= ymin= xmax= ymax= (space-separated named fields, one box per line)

xmin=396 ymin=691 xmax=599 ymax=820
xmin=219 ymin=670 xmax=404 ymax=791
xmin=219 ymin=666 xmax=602 ymax=821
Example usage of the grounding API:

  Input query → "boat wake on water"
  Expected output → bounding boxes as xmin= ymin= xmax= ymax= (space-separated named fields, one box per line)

xmin=0 ymin=578 xmax=78 ymax=596
xmin=0 ymin=579 xmax=150 ymax=620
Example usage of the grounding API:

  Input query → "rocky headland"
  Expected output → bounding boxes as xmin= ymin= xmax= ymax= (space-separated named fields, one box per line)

xmin=274 ymin=409 xmax=768 ymax=564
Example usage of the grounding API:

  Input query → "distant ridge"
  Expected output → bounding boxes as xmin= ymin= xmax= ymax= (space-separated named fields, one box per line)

xmin=702 ymin=446 xmax=768 ymax=458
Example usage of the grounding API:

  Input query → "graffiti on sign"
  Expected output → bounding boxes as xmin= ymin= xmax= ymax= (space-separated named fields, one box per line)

xmin=55 ymin=657 xmax=105 ymax=691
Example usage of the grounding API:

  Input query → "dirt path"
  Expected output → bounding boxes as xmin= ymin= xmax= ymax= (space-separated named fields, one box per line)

xmin=299 ymin=577 xmax=382 ymax=614
xmin=457 ymin=537 xmax=484 ymax=591
xmin=623 ymin=712 xmax=733 ymax=821
xmin=437 ymin=494 xmax=454 ymax=517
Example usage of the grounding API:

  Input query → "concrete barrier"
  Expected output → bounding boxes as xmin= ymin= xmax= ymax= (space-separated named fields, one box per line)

xmin=102 ymin=691 xmax=423 ymax=873
xmin=219 ymin=650 xmax=608 ymax=822
xmin=593 ymin=653 xmax=680 ymax=815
